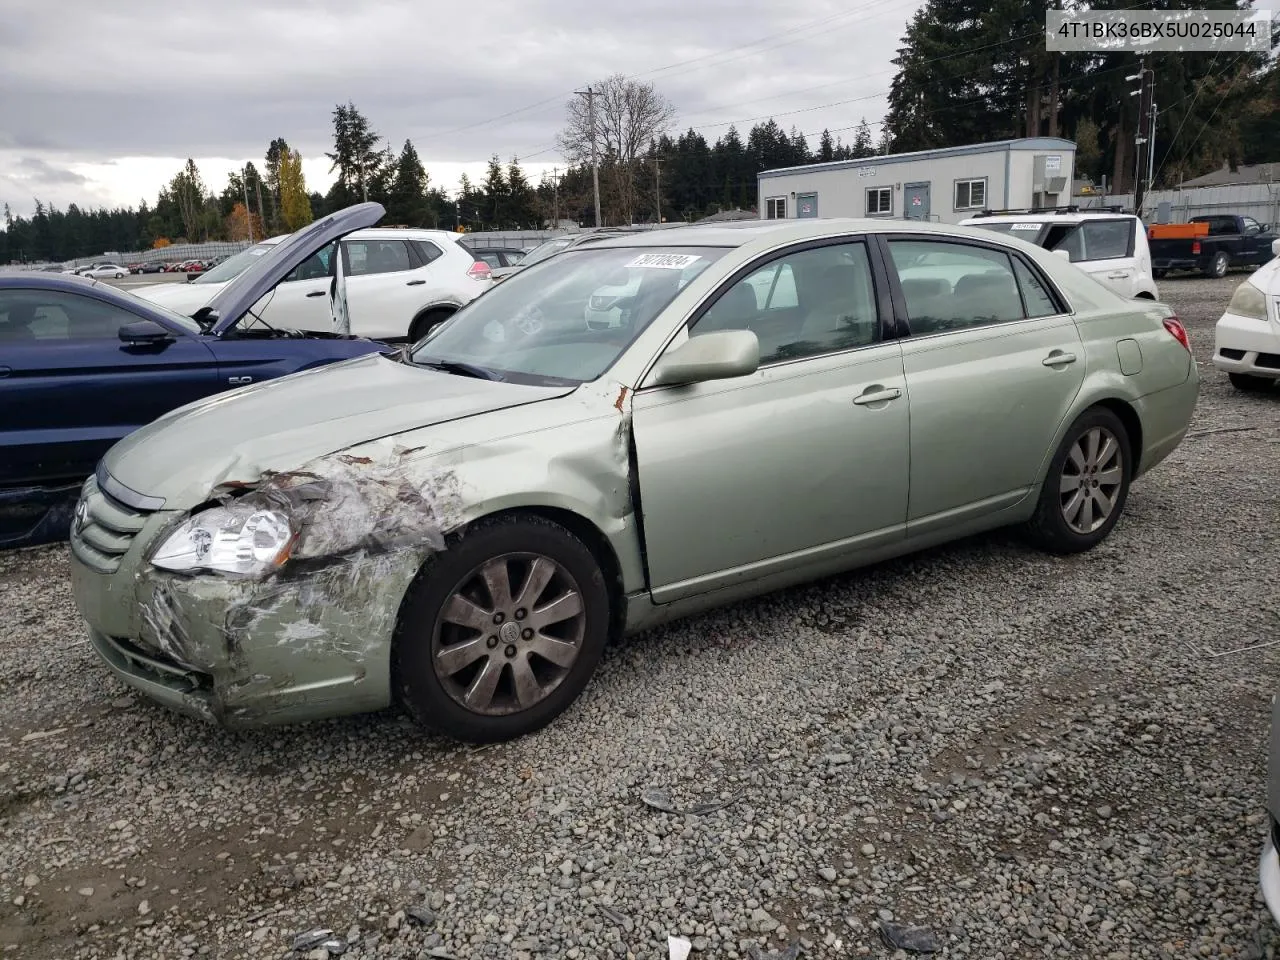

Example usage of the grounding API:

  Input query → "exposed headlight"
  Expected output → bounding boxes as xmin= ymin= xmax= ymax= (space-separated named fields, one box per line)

xmin=1226 ymin=281 xmax=1268 ymax=321
xmin=151 ymin=505 xmax=296 ymax=577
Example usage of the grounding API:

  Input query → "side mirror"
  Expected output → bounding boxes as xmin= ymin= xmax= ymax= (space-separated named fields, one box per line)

xmin=651 ymin=329 xmax=759 ymax=386
xmin=1052 ymin=248 xmax=1072 ymax=261
xmin=1272 ymin=238 xmax=1280 ymax=258
xmin=119 ymin=319 xmax=175 ymax=346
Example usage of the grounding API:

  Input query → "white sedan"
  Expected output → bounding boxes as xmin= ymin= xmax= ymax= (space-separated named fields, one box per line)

xmin=1213 ymin=237 xmax=1280 ymax=392
xmin=80 ymin=263 xmax=128 ymax=279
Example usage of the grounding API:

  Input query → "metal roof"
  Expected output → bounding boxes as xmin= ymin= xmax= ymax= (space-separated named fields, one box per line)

xmin=759 ymin=138 xmax=1077 ymax=180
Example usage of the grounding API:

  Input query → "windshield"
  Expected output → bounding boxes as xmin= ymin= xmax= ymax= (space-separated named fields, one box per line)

xmin=517 ymin=237 xmax=576 ymax=267
xmin=192 ymin=241 xmax=280 ymax=284
xmin=409 ymin=245 xmax=729 ymax=385
xmin=969 ymin=221 xmax=1050 ymax=246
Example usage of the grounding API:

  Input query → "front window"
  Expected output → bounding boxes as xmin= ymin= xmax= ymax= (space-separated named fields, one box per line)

xmin=954 ymin=178 xmax=987 ymax=211
xmin=409 ymin=245 xmax=729 ymax=385
xmin=191 ymin=242 xmax=279 ymax=284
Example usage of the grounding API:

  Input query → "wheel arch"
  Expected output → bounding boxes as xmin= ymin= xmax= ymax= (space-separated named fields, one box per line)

xmin=1038 ymin=390 xmax=1146 ymax=488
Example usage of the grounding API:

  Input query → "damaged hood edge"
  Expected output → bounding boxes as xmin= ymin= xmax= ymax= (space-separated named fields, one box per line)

xmin=103 ymin=352 xmax=576 ymax=508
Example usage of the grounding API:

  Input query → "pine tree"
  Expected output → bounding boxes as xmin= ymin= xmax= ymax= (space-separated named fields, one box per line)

xmin=387 ymin=140 xmax=430 ymax=226
xmin=264 ymin=138 xmax=289 ymax=230
xmin=852 ymin=119 xmax=875 ymax=159
xmin=481 ymin=156 xmax=508 ymax=228
xmin=506 ymin=158 xmax=536 ymax=228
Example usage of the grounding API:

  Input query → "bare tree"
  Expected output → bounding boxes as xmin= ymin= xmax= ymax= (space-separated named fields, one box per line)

xmin=558 ymin=75 xmax=676 ymax=224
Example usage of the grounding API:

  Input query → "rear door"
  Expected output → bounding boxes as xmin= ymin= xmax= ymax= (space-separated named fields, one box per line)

xmin=881 ymin=235 xmax=1085 ymax=532
xmin=1051 ymin=219 xmax=1143 ymax=297
xmin=341 ymin=237 xmax=428 ymax=340
xmin=0 ymin=287 xmax=218 ymax=485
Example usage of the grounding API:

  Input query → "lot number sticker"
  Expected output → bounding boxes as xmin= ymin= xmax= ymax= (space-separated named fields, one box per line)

xmin=1012 ymin=223 xmax=1042 ymax=230
xmin=627 ymin=253 xmax=701 ymax=270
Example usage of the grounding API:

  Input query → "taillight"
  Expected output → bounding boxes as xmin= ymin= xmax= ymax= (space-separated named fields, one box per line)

xmin=1192 ymin=241 xmax=1201 ymax=255
xmin=467 ymin=260 xmax=492 ymax=281
xmin=1163 ymin=315 xmax=1191 ymax=352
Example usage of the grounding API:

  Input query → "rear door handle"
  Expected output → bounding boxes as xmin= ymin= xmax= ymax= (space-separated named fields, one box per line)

xmin=852 ymin=386 xmax=902 ymax=405
xmin=406 ymin=279 xmax=426 ymax=286
xmin=0 ymin=366 xmax=10 ymax=378
xmin=305 ymin=290 xmax=328 ymax=298
xmin=1107 ymin=271 xmax=1130 ymax=279
xmin=1043 ymin=351 xmax=1077 ymax=367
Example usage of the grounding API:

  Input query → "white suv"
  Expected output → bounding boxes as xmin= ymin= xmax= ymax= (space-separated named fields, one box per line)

xmin=960 ymin=210 xmax=1158 ymax=300
xmin=133 ymin=228 xmax=491 ymax=341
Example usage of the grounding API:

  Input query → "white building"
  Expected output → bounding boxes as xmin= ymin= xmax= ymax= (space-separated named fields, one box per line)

xmin=757 ymin=138 xmax=1076 ymax=225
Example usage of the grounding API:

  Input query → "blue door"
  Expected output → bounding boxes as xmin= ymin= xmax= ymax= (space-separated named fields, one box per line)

xmin=0 ymin=288 xmax=219 ymax=485
xmin=796 ymin=192 xmax=819 ymax=218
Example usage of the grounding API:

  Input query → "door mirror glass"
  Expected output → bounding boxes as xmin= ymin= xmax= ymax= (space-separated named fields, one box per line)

xmin=118 ymin=319 xmax=175 ymax=345
xmin=652 ymin=330 xmax=759 ymax=386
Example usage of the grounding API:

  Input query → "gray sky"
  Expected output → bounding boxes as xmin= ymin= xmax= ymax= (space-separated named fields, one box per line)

xmin=0 ymin=0 xmax=924 ymax=218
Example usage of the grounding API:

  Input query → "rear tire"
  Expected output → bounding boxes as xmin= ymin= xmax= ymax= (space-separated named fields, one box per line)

xmin=409 ymin=308 xmax=454 ymax=343
xmin=392 ymin=515 xmax=611 ymax=743
xmin=1205 ymin=252 xmax=1229 ymax=278
xmin=1024 ymin=407 xmax=1132 ymax=555
xmin=1229 ymin=372 xmax=1274 ymax=392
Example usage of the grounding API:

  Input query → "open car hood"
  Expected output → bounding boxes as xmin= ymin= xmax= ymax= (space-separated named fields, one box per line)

xmin=203 ymin=202 xmax=385 ymax=335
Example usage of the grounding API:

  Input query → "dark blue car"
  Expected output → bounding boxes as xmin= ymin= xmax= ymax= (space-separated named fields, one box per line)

xmin=1 ymin=202 xmax=396 ymax=546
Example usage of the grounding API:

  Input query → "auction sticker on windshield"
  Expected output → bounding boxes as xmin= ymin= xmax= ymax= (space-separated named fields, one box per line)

xmin=627 ymin=253 xmax=702 ymax=270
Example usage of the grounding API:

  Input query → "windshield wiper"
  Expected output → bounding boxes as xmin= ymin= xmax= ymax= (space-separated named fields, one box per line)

xmin=415 ymin=359 xmax=503 ymax=381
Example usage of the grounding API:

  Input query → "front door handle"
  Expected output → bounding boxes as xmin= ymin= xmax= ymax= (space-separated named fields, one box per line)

xmin=305 ymin=289 xmax=328 ymax=298
xmin=1043 ymin=350 xmax=1077 ymax=367
xmin=406 ymin=279 xmax=426 ymax=286
xmin=852 ymin=386 xmax=902 ymax=406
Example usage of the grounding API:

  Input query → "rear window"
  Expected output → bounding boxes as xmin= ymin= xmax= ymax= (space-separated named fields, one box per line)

xmin=969 ymin=222 xmax=1049 ymax=245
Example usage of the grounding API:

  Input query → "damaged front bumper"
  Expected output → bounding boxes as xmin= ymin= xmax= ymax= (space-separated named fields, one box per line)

xmin=68 ymin=461 xmax=443 ymax=729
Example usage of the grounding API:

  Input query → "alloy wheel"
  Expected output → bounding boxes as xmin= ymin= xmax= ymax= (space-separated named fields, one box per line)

xmin=430 ymin=553 xmax=586 ymax=716
xmin=1059 ymin=426 xmax=1124 ymax=535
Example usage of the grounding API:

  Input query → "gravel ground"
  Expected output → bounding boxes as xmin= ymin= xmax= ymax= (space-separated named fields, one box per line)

xmin=2 ymin=274 xmax=1278 ymax=960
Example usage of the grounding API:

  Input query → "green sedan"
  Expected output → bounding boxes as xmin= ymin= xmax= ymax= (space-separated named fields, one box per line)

xmin=69 ymin=216 xmax=1199 ymax=743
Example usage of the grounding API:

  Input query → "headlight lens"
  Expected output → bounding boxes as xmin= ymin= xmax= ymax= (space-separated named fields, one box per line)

xmin=151 ymin=505 xmax=296 ymax=577
xmin=1227 ymin=281 xmax=1268 ymax=321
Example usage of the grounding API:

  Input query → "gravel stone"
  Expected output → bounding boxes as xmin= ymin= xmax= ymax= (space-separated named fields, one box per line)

xmin=2 ymin=277 xmax=1278 ymax=958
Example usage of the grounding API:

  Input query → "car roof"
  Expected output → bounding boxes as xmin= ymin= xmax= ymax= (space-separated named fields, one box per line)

xmin=584 ymin=217 xmax=1062 ymax=250
xmin=961 ymin=212 xmax=1140 ymax=224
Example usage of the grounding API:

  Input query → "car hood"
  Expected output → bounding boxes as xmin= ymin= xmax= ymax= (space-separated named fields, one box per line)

xmin=131 ymin=281 xmax=221 ymax=313
xmin=102 ymin=352 xmax=575 ymax=508
xmin=1247 ymin=256 xmax=1280 ymax=292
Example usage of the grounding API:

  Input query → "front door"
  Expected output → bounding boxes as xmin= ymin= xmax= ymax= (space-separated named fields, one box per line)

xmin=0 ymin=287 xmax=219 ymax=485
xmin=904 ymin=182 xmax=931 ymax=220
xmin=796 ymin=193 xmax=819 ymax=218
xmin=880 ymin=235 xmax=1085 ymax=532
xmin=632 ymin=238 xmax=910 ymax=604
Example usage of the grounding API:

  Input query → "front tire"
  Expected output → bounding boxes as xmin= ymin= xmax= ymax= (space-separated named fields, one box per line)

xmin=393 ymin=515 xmax=611 ymax=743
xmin=1229 ymin=372 xmax=1274 ymax=392
xmin=1024 ymin=407 xmax=1132 ymax=554
xmin=1206 ymin=252 xmax=1229 ymax=278
xmin=115 ymin=272 xmax=124 ymax=279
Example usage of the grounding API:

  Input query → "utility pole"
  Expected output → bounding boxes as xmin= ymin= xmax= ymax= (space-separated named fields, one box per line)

xmin=242 ymin=166 xmax=254 ymax=243
xmin=1128 ymin=61 xmax=1154 ymax=218
xmin=575 ymin=85 xmax=602 ymax=228
xmin=1147 ymin=99 xmax=1158 ymax=207
xmin=551 ymin=166 xmax=559 ymax=227
xmin=652 ymin=158 xmax=664 ymax=224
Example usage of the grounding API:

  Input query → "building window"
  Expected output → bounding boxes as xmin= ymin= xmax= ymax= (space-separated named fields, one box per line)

xmin=866 ymin=187 xmax=893 ymax=216
xmin=954 ymin=178 xmax=987 ymax=211
xmin=765 ymin=197 xmax=787 ymax=219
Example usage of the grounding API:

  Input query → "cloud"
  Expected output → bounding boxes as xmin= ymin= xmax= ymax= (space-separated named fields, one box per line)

xmin=0 ymin=0 xmax=917 ymax=217
xmin=13 ymin=157 xmax=90 ymax=185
